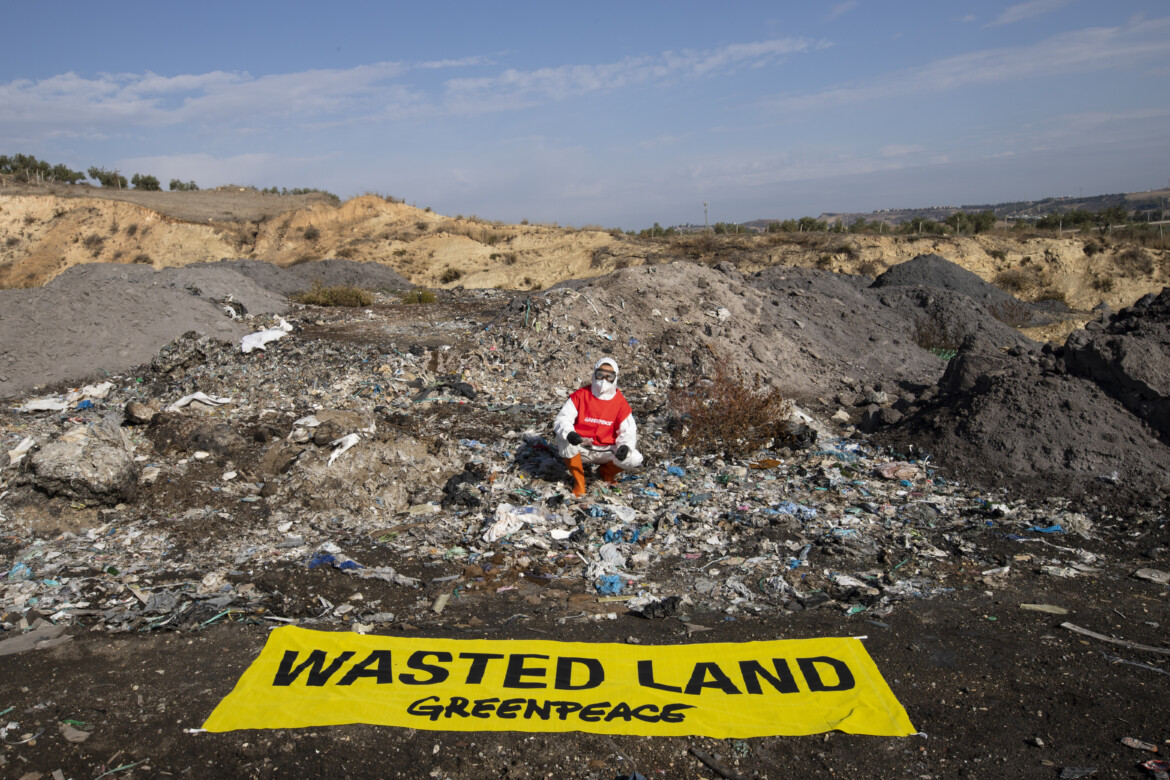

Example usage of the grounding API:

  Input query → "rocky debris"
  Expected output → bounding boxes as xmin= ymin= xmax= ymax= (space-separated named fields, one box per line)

xmin=18 ymin=415 xmax=139 ymax=505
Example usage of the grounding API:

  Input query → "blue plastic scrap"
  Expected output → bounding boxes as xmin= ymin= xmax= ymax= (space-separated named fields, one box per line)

xmin=75 ymin=399 xmax=94 ymax=410
xmin=1026 ymin=525 xmax=1065 ymax=534
xmin=307 ymin=553 xmax=361 ymax=571
xmin=776 ymin=501 xmax=818 ymax=521
xmin=666 ymin=465 xmax=686 ymax=477
xmin=596 ymin=574 xmax=625 ymax=595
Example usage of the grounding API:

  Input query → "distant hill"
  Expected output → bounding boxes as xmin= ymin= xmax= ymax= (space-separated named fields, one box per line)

xmin=741 ymin=187 xmax=1170 ymax=230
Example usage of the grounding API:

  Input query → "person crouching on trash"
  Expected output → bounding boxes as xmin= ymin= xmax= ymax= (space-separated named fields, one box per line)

xmin=554 ymin=357 xmax=644 ymax=496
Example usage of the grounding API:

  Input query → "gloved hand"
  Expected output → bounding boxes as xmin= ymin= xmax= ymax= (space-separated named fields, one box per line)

xmin=615 ymin=445 xmax=630 ymax=462
xmin=567 ymin=432 xmax=583 ymax=445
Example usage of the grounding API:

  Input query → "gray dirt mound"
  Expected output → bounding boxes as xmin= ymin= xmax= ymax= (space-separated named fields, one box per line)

xmin=877 ymin=336 xmax=1170 ymax=507
xmin=872 ymin=253 xmax=1016 ymax=305
xmin=526 ymin=262 xmax=1031 ymax=405
xmin=0 ymin=263 xmax=271 ymax=400
xmin=1061 ymin=287 xmax=1170 ymax=440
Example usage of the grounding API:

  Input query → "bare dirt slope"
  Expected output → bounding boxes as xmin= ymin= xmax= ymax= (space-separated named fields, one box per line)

xmin=2 ymin=184 xmax=1167 ymax=314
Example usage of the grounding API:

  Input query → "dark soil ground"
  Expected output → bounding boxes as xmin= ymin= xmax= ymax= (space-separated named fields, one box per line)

xmin=3 ymin=564 xmax=1168 ymax=779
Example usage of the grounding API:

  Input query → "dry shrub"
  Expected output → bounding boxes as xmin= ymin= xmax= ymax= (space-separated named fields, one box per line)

xmin=291 ymin=281 xmax=375 ymax=307
xmin=1117 ymin=246 xmax=1154 ymax=275
xmin=5 ymin=236 xmax=20 ymax=247
xmin=669 ymin=361 xmax=791 ymax=455
xmin=1035 ymin=287 xmax=1067 ymax=304
xmin=829 ymin=242 xmax=857 ymax=259
xmin=1083 ymin=240 xmax=1104 ymax=257
xmin=82 ymin=233 xmax=105 ymax=255
xmin=132 ymin=253 xmax=152 ymax=264
xmin=401 ymin=289 xmax=436 ymax=304
xmin=988 ymin=248 xmax=1007 ymax=261
xmin=1092 ymin=275 xmax=1115 ymax=292
xmin=856 ymin=260 xmax=879 ymax=277
xmin=333 ymin=245 xmax=356 ymax=259
xmin=993 ymin=268 xmax=1030 ymax=293
xmin=440 ymin=267 xmax=463 ymax=284
xmin=987 ymin=298 xmax=1032 ymax=327
xmin=126 ymin=223 xmax=138 ymax=236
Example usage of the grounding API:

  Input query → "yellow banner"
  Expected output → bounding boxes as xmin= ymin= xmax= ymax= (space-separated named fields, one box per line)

xmin=202 ymin=626 xmax=915 ymax=738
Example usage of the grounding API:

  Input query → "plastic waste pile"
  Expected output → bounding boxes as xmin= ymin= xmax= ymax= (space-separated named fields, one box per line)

xmin=0 ymin=290 xmax=1149 ymax=639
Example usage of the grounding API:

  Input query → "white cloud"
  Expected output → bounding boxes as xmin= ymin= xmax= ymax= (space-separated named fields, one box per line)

xmin=961 ymin=14 xmax=977 ymax=23
xmin=440 ymin=37 xmax=823 ymax=113
xmin=827 ymin=2 xmax=857 ymax=21
xmin=0 ymin=37 xmax=827 ymax=132
xmin=763 ymin=17 xmax=1170 ymax=113
xmin=879 ymin=144 xmax=925 ymax=158
xmin=988 ymin=0 xmax=1072 ymax=27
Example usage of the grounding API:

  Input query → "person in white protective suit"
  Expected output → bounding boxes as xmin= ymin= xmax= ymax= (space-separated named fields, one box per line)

xmin=553 ymin=357 xmax=644 ymax=496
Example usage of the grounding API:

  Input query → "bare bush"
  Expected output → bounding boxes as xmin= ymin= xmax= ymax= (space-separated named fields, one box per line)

xmin=993 ymin=269 xmax=1029 ymax=293
xmin=401 ymin=289 xmax=436 ymax=304
xmin=669 ymin=359 xmax=791 ymax=456
xmin=987 ymin=298 xmax=1032 ymax=327
xmin=440 ymin=267 xmax=463 ymax=284
xmin=291 ymin=281 xmax=374 ymax=307
xmin=1117 ymin=246 xmax=1154 ymax=275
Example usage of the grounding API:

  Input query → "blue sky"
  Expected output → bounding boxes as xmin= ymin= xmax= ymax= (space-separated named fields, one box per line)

xmin=2 ymin=1 xmax=1168 ymax=229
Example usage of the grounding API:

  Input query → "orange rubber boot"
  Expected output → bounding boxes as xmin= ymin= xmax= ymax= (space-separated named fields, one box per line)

xmin=565 ymin=455 xmax=586 ymax=496
xmin=598 ymin=461 xmax=622 ymax=484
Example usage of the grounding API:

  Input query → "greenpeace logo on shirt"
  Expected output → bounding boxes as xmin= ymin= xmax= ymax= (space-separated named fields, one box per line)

xmin=583 ymin=417 xmax=613 ymax=426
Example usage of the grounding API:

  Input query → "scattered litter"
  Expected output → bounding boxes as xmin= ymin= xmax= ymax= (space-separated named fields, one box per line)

xmin=1133 ymin=568 xmax=1170 ymax=585
xmin=1020 ymin=603 xmax=1069 ymax=615
xmin=1061 ymin=623 xmax=1170 ymax=656
xmin=164 ymin=392 xmax=232 ymax=412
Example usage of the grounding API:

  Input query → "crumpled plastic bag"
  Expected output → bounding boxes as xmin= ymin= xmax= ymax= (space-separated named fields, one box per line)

xmin=328 ymin=433 xmax=360 ymax=466
xmin=483 ymin=503 xmax=545 ymax=543
xmin=164 ymin=392 xmax=232 ymax=412
xmin=240 ymin=317 xmax=293 ymax=353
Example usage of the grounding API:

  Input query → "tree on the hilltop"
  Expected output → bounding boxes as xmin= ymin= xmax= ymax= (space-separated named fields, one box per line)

xmin=1093 ymin=206 xmax=1128 ymax=235
xmin=169 ymin=179 xmax=199 ymax=191
xmin=0 ymin=154 xmax=85 ymax=183
xmin=971 ymin=210 xmax=997 ymax=233
xmin=87 ymin=167 xmax=127 ymax=189
xmin=944 ymin=210 xmax=996 ymax=235
xmin=797 ymin=216 xmax=824 ymax=232
xmin=944 ymin=212 xmax=970 ymax=234
xmin=131 ymin=173 xmax=161 ymax=191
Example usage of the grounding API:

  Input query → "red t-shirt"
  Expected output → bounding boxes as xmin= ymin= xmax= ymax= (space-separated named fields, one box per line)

xmin=569 ymin=387 xmax=631 ymax=446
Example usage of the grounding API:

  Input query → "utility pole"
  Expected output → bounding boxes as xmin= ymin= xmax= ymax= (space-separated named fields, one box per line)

xmin=704 ymin=202 xmax=708 ymax=233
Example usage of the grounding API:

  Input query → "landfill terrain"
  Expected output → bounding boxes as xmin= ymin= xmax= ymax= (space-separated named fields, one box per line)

xmin=1 ymin=242 xmax=1170 ymax=775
